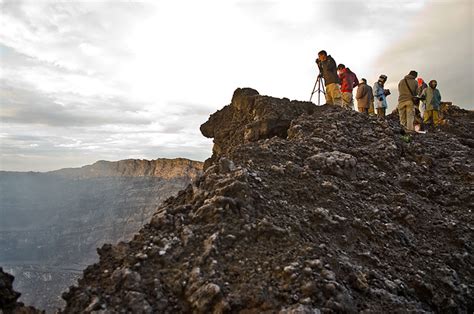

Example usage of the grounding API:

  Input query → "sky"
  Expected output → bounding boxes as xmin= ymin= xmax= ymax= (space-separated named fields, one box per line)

xmin=0 ymin=0 xmax=473 ymax=172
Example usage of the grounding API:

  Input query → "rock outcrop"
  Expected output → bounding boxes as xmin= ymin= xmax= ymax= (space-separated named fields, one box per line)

xmin=60 ymin=88 xmax=473 ymax=313
xmin=0 ymin=267 xmax=42 ymax=313
xmin=200 ymin=88 xmax=316 ymax=168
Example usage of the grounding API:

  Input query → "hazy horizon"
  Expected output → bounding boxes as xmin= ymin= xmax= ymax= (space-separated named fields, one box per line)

xmin=1 ymin=0 xmax=473 ymax=172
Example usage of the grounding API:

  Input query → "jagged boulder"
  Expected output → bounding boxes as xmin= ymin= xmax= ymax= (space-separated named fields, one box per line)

xmin=200 ymin=88 xmax=316 ymax=168
xmin=62 ymin=89 xmax=473 ymax=313
xmin=0 ymin=268 xmax=42 ymax=313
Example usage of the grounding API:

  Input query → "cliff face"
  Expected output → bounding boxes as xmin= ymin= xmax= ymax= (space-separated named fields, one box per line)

xmin=62 ymin=88 xmax=473 ymax=313
xmin=0 ymin=158 xmax=202 ymax=312
xmin=49 ymin=158 xmax=203 ymax=180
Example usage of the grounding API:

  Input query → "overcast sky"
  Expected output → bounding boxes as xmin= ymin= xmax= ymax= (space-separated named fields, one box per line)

xmin=1 ymin=0 xmax=472 ymax=171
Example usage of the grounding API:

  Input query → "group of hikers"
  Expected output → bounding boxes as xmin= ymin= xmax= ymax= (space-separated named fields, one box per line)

xmin=315 ymin=50 xmax=442 ymax=132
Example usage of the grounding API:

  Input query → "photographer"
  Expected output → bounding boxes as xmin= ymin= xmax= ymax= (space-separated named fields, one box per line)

xmin=316 ymin=50 xmax=342 ymax=106
xmin=373 ymin=74 xmax=389 ymax=117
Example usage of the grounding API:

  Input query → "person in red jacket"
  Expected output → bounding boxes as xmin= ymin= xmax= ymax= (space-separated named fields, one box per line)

xmin=337 ymin=64 xmax=359 ymax=110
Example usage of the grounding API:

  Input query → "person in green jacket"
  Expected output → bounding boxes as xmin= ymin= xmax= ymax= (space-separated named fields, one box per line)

xmin=421 ymin=80 xmax=442 ymax=126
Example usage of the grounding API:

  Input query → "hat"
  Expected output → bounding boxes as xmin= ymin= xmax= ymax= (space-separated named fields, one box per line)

xmin=409 ymin=70 xmax=418 ymax=77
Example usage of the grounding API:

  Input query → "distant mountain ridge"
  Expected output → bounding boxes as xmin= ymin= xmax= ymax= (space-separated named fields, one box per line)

xmin=47 ymin=158 xmax=203 ymax=180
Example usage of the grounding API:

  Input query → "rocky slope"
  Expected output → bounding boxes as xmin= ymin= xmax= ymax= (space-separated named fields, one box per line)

xmin=62 ymin=88 xmax=473 ymax=313
xmin=0 ymin=158 xmax=202 ymax=312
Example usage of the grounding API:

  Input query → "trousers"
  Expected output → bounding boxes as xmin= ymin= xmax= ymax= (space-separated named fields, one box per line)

xmin=398 ymin=100 xmax=415 ymax=131
xmin=424 ymin=109 xmax=439 ymax=126
xmin=325 ymin=83 xmax=342 ymax=106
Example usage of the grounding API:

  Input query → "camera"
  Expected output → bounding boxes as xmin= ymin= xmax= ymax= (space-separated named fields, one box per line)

xmin=315 ymin=58 xmax=321 ymax=64
xmin=384 ymin=89 xmax=391 ymax=96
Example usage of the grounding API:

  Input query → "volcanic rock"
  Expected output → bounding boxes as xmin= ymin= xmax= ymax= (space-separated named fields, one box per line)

xmin=0 ymin=267 xmax=42 ymax=313
xmin=62 ymin=89 xmax=473 ymax=313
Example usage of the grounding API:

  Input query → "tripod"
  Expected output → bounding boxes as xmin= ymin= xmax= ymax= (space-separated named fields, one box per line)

xmin=310 ymin=74 xmax=326 ymax=105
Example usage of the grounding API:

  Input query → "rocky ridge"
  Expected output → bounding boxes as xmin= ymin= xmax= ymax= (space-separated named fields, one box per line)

xmin=59 ymin=88 xmax=473 ymax=313
xmin=49 ymin=158 xmax=203 ymax=180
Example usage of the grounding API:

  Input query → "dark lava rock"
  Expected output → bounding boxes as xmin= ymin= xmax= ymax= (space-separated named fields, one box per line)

xmin=0 ymin=267 xmax=43 ymax=313
xmin=62 ymin=88 xmax=474 ymax=313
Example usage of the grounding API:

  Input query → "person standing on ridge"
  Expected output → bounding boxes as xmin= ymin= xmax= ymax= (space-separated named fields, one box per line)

xmin=367 ymin=80 xmax=375 ymax=116
xmin=373 ymin=75 xmax=389 ymax=117
xmin=421 ymin=79 xmax=442 ymax=127
xmin=356 ymin=78 xmax=371 ymax=114
xmin=417 ymin=78 xmax=428 ymax=119
xmin=316 ymin=50 xmax=342 ymax=106
xmin=397 ymin=70 xmax=419 ymax=132
xmin=337 ymin=64 xmax=359 ymax=110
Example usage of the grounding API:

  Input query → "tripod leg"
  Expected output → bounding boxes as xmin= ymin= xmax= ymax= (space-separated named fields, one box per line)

xmin=310 ymin=77 xmax=318 ymax=102
xmin=316 ymin=76 xmax=326 ymax=106
xmin=317 ymin=79 xmax=321 ymax=105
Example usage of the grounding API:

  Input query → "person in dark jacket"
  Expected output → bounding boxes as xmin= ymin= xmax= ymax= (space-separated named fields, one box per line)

xmin=397 ymin=70 xmax=418 ymax=131
xmin=421 ymin=79 xmax=442 ymax=126
xmin=316 ymin=50 xmax=342 ymax=106
xmin=356 ymin=78 xmax=371 ymax=114
xmin=337 ymin=64 xmax=359 ymax=110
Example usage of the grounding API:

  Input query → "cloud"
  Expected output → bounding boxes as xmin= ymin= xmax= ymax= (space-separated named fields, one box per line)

xmin=234 ymin=0 xmax=429 ymax=96
xmin=372 ymin=0 xmax=473 ymax=109
xmin=0 ymin=121 xmax=212 ymax=172
xmin=0 ymin=82 xmax=155 ymax=127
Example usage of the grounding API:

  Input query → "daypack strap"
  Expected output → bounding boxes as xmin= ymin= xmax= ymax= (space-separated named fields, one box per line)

xmin=404 ymin=78 xmax=416 ymax=96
